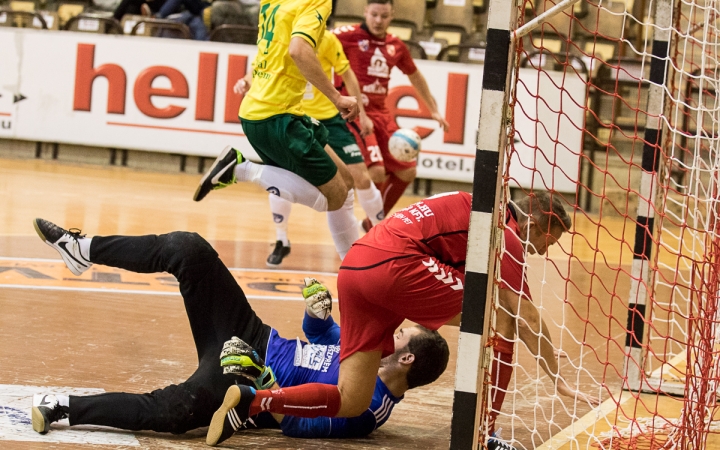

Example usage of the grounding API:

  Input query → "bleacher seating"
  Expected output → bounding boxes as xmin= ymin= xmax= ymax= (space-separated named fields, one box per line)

xmin=429 ymin=0 xmax=474 ymax=45
xmin=64 ymin=11 xmax=121 ymax=33
xmin=333 ymin=0 xmax=365 ymax=24
xmin=390 ymin=0 xmax=425 ymax=40
xmin=437 ymin=42 xmax=485 ymax=64
xmin=0 ymin=9 xmax=48 ymax=28
xmin=209 ymin=23 xmax=256 ymax=44
xmin=129 ymin=17 xmax=191 ymax=39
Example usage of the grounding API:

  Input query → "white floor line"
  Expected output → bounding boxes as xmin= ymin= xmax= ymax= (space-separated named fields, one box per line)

xmin=0 ymin=256 xmax=338 ymax=277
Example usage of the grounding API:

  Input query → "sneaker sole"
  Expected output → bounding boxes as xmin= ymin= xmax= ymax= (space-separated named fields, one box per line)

xmin=206 ymin=385 xmax=241 ymax=446
xmin=31 ymin=407 xmax=49 ymax=434
xmin=33 ymin=219 xmax=87 ymax=276
xmin=193 ymin=145 xmax=235 ymax=202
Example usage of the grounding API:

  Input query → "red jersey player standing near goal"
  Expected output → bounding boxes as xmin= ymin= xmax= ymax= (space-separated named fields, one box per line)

xmin=335 ymin=0 xmax=450 ymax=230
xmin=206 ymin=191 xmax=599 ymax=449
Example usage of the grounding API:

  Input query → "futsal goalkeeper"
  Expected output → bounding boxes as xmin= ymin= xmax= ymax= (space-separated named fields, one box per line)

xmin=30 ymin=219 xmax=449 ymax=439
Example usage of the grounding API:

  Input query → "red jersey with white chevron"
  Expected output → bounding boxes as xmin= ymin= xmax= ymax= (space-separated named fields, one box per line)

xmin=355 ymin=191 xmax=471 ymax=269
xmin=333 ymin=23 xmax=418 ymax=111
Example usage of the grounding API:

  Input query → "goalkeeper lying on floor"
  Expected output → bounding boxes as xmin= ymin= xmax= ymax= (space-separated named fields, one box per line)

xmin=30 ymin=221 xmax=450 ymax=439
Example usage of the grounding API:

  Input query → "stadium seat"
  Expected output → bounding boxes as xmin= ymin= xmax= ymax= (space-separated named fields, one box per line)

xmin=209 ymin=23 xmax=256 ymax=44
xmin=64 ymin=12 xmax=121 ymax=33
xmin=437 ymin=42 xmax=486 ymax=64
xmin=578 ymin=0 xmax=627 ymax=41
xmin=36 ymin=10 xmax=59 ymax=29
xmin=390 ymin=0 xmax=425 ymax=40
xmin=429 ymin=0 xmax=474 ymax=45
xmin=120 ymin=13 xmax=143 ymax=34
xmin=9 ymin=0 xmax=34 ymax=12
xmin=129 ymin=17 xmax=192 ymax=39
xmin=209 ymin=0 xmax=258 ymax=29
xmin=0 ymin=9 xmax=48 ymax=28
xmin=386 ymin=24 xmax=413 ymax=41
xmin=404 ymin=39 xmax=427 ymax=60
xmin=57 ymin=1 xmax=86 ymax=28
xmin=332 ymin=0 xmax=365 ymax=24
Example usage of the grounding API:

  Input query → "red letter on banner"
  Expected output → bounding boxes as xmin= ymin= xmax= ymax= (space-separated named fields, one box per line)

xmin=225 ymin=55 xmax=248 ymax=124
xmin=385 ymin=86 xmax=434 ymax=139
xmin=73 ymin=43 xmax=127 ymax=114
xmin=444 ymin=73 xmax=467 ymax=144
xmin=133 ymin=67 xmax=189 ymax=119
xmin=196 ymin=53 xmax=218 ymax=121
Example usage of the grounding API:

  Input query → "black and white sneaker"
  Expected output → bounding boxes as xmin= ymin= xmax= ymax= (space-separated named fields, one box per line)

xmin=31 ymin=394 xmax=69 ymax=434
xmin=206 ymin=385 xmax=256 ymax=446
xmin=487 ymin=437 xmax=517 ymax=450
xmin=266 ymin=241 xmax=291 ymax=267
xmin=193 ymin=146 xmax=243 ymax=202
xmin=34 ymin=218 xmax=92 ymax=276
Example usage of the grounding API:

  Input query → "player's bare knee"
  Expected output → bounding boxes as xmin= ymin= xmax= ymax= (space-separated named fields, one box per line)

xmin=368 ymin=166 xmax=386 ymax=184
xmin=348 ymin=164 xmax=372 ymax=190
xmin=321 ymin=176 xmax=350 ymax=211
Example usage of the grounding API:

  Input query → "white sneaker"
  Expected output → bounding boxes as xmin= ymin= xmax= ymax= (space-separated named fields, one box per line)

xmin=33 ymin=218 xmax=92 ymax=276
xmin=32 ymin=394 xmax=68 ymax=434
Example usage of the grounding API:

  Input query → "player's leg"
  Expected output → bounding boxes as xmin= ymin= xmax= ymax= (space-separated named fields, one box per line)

xmin=33 ymin=223 xmax=271 ymax=433
xmin=348 ymin=121 xmax=387 ymax=231
xmin=330 ymin=119 xmax=384 ymax=226
xmin=245 ymin=114 xmax=350 ymax=211
xmin=194 ymin=145 xmax=330 ymax=212
xmin=267 ymin=194 xmax=292 ymax=267
xmin=322 ymin=142 xmax=358 ymax=259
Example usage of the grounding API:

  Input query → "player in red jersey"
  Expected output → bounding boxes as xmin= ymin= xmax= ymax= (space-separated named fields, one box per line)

xmin=334 ymin=0 xmax=450 ymax=230
xmin=207 ymin=191 xmax=599 ymax=449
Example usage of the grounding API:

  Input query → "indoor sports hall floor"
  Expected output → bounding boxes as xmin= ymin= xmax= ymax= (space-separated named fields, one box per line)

xmin=0 ymin=157 xmax=634 ymax=449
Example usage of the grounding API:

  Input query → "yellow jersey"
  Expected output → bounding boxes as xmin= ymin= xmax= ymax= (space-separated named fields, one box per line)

xmin=302 ymin=30 xmax=349 ymax=121
xmin=239 ymin=0 xmax=331 ymax=121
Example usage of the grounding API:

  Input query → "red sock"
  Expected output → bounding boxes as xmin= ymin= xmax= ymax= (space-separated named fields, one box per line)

xmin=249 ymin=383 xmax=342 ymax=418
xmin=380 ymin=173 xmax=411 ymax=214
xmin=489 ymin=337 xmax=514 ymax=435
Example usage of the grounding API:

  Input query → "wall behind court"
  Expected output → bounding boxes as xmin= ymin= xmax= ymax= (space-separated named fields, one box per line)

xmin=0 ymin=28 xmax=586 ymax=192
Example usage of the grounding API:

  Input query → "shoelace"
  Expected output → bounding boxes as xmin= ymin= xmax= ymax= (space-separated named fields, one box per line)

xmin=67 ymin=228 xmax=86 ymax=238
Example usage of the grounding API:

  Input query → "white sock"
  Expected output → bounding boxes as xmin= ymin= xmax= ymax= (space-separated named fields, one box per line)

xmin=79 ymin=237 xmax=92 ymax=261
xmin=269 ymin=194 xmax=292 ymax=246
xmin=356 ymin=185 xmax=384 ymax=225
xmin=56 ymin=394 xmax=70 ymax=408
xmin=235 ymin=161 xmax=328 ymax=212
xmin=327 ymin=189 xmax=359 ymax=260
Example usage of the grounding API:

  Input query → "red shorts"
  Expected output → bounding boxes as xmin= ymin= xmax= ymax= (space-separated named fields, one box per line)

xmin=337 ymin=245 xmax=465 ymax=361
xmin=348 ymin=109 xmax=416 ymax=174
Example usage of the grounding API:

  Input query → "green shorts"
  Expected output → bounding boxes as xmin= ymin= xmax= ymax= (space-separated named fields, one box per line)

xmin=321 ymin=114 xmax=364 ymax=165
xmin=240 ymin=114 xmax=337 ymax=187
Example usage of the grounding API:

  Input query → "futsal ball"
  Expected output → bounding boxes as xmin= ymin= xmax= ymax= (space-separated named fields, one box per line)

xmin=388 ymin=129 xmax=422 ymax=162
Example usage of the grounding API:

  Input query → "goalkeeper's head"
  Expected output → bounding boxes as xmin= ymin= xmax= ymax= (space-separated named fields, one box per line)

xmin=382 ymin=326 xmax=450 ymax=389
xmin=512 ymin=190 xmax=571 ymax=256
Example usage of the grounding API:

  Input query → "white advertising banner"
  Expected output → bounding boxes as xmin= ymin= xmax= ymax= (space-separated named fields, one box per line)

xmin=0 ymin=28 xmax=586 ymax=191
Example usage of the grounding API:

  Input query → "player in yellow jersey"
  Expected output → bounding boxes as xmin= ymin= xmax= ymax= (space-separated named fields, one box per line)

xmin=194 ymin=0 xmax=363 ymax=260
xmin=238 ymin=30 xmax=385 ymax=266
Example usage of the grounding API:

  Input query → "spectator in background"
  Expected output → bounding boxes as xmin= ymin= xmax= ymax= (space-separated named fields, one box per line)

xmin=113 ymin=0 xmax=209 ymax=40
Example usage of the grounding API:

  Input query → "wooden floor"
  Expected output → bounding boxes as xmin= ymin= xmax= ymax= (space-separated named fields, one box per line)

xmin=2 ymin=157 xmax=714 ymax=450
xmin=0 ymin=158 xmax=460 ymax=450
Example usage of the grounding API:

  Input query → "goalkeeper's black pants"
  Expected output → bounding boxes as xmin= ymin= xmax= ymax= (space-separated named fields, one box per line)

xmin=67 ymin=231 xmax=274 ymax=434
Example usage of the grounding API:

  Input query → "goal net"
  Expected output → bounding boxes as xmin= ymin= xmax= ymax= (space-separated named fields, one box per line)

xmin=487 ymin=0 xmax=720 ymax=448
